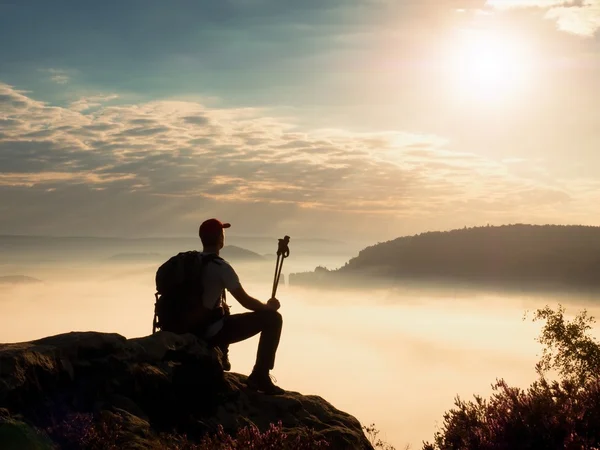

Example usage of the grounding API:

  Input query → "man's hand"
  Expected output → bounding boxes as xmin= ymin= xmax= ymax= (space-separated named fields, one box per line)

xmin=266 ymin=297 xmax=280 ymax=311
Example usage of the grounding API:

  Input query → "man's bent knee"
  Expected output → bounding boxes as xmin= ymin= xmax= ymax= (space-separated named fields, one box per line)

xmin=260 ymin=309 xmax=282 ymax=327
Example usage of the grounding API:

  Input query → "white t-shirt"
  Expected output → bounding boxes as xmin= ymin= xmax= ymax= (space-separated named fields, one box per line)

xmin=198 ymin=252 xmax=242 ymax=338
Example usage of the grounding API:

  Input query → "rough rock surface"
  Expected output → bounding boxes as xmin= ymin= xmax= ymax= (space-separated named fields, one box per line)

xmin=0 ymin=331 xmax=373 ymax=449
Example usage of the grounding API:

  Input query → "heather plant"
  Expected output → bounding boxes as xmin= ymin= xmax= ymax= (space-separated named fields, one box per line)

xmin=423 ymin=377 xmax=600 ymax=449
xmin=46 ymin=413 xmax=331 ymax=449
xmin=45 ymin=412 xmax=123 ymax=450
xmin=423 ymin=305 xmax=600 ymax=450
xmin=164 ymin=421 xmax=331 ymax=449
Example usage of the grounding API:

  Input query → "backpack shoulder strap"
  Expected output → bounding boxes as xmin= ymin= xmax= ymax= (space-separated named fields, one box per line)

xmin=198 ymin=254 xmax=229 ymax=306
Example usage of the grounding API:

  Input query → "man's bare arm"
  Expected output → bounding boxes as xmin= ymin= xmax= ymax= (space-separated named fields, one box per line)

xmin=230 ymin=285 xmax=269 ymax=312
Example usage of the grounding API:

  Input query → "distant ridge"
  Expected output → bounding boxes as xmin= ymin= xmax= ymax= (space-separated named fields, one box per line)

xmin=290 ymin=224 xmax=600 ymax=290
xmin=220 ymin=245 xmax=266 ymax=261
xmin=108 ymin=252 xmax=162 ymax=261
xmin=0 ymin=235 xmax=352 ymax=263
xmin=104 ymin=247 xmax=265 ymax=263
xmin=0 ymin=275 xmax=43 ymax=284
xmin=0 ymin=236 xmax=271 ymax=265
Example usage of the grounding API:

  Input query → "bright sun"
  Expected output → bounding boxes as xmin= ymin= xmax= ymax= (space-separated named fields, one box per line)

xmin=443 ymin=28 xmax=532 ymax=102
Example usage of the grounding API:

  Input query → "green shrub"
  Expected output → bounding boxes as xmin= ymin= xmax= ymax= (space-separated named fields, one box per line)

xmin=362 ymin=423 xmax=398 ymax=449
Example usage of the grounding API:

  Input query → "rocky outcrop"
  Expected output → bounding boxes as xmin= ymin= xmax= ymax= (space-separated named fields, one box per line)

xmin=0 ymin=331 xmax=372 ymax=449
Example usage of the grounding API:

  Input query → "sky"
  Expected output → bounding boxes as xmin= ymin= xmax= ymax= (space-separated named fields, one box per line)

xmin=1 ymin=0 xmax=600 ymax=242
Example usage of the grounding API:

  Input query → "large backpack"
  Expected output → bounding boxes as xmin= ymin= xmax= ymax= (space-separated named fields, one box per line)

xmin=153 ymin=251 xmax=222 ymax=334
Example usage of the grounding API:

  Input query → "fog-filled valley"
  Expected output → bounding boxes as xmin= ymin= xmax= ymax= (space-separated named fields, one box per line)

xmin=2 ymin=236 xmax=599 ymax=448
xmin=5 ymin=0 xmax=600 ymax=446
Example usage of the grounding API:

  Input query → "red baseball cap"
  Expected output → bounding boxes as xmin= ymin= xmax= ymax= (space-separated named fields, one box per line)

xmin=199 ymin=218 xmax=231 ymax=239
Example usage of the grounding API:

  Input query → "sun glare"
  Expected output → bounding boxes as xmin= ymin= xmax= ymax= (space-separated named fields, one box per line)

xmin=442 ymin=28 xmax=532 ymax=103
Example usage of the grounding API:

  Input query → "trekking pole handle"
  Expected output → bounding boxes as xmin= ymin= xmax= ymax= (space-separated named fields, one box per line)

xmin=277 ymin=235 xmax=290 ymax=258
xmin=271 ymin=235 xmax=290 ymax=299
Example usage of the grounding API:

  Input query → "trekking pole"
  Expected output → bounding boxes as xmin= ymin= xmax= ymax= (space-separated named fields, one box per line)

xmin=271 ymin=235 xmax=290 ymax=299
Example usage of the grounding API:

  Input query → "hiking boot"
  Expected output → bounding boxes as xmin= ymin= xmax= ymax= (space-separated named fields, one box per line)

xmin=246 ymin=372 xmax=285 ymax=395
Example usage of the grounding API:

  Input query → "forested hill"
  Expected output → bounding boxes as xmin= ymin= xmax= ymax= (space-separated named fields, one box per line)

xmin=290 ymin=225 xmax=600 ymax=289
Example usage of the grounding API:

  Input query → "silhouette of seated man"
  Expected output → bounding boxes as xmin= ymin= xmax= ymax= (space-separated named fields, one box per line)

xmin=195 ymin=218 xmax=284 ymax=395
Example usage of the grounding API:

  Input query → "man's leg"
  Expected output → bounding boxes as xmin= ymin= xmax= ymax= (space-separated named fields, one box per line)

xmin=209 ymin=310 xmax=283 ymax=394
xmin=219 ymin=305 xmax=232 ymax=371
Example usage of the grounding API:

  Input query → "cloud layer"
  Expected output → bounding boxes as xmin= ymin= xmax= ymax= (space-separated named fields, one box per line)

xmin=1 ymin=82 xmax=595 ymax=239
xmin=487 ymin=0 xmax=600 ymax=36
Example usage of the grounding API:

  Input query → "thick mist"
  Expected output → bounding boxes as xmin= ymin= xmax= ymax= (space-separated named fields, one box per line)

xmin=1 ymin=257 xmax=598 ymax=448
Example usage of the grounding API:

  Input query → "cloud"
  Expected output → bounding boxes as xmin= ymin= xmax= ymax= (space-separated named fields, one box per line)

xmin=487 ymin=0 xmax=600 ymax=36
xmin=546 ymin=1 xmax=600 ymax=35
xmin=50 ymin=75 xmax=69 ymax=84
xmin=0 ymin=81 xmax=593 ymax=238
xmin=0 ymin=171 xmax=135 ymax=188
xmin=487 ymin=0 xmax=570 ymax=6
xmin=69 ymin=94 xmax=119 ymax=112
xmin=39 ymin=68 xmax=71 ymax=84
xmin=183 ymin=115 xmax=211 ymax=126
